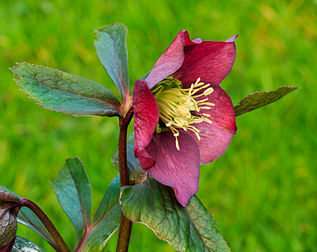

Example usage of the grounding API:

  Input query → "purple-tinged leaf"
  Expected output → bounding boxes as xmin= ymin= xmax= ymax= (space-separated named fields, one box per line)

xmin=234 ymin=86 xmax=298 ymax=116
xmin=121 ymin=178 xmax=230 ymax=252
xmin=0 ymin=186 xmax=57 ymax=248
xmin=0 ymin=237 xmax=15 ymax=252
xmin=52 ymin=157 xmax=91 ymax=248
xmin=11 ymin=63 xmax=120 ymax=116
xmin=95 ymin=23 xmax=130 ymax=100
xmin=0 ymin=191 xmax=20 ymax=248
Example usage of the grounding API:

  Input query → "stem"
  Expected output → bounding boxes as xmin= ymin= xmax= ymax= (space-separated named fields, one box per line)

xmin=21 ymin=199 xmax=70 ymax=252
xmin=116 ymin=107 xmax=134 ymax=252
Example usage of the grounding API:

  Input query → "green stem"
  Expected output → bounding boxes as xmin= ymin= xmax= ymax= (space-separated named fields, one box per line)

xmin=116 ymin=107 xmax=134 ymax=252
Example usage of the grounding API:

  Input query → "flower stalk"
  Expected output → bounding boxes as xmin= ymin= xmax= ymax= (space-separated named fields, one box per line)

xmin=116 ymin=106 xmax=134 ymax=252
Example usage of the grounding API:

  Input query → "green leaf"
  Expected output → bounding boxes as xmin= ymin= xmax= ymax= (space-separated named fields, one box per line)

xmin=81 ymin=176 xmax=121 ymax=251
xmin=121 ymin=178 xmax=230 ymax=252
xmin=52 ymin=157 xmax=91 ymax=246
xmin=11 ymin=63 xmax=120 ymax=116
xmin=0 ymin=186 xmax=57 ymax=248
xmin=12 ymin=236 xmax=44 ymax=252
xmin=234 ymin=86 xmax=298 ymax=116
xmin=95 ymin=23 xmax=129 ymax=100
xmin=112 ymin=134 xmax=147 ymax=185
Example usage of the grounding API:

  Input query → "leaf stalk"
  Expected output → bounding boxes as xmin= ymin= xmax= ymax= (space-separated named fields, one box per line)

xmin=20 ymin=199 xmax=70 ymax=252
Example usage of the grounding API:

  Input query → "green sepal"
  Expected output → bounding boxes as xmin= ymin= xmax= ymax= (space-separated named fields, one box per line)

xmin=234 ymin=86 xmax=298 ymax=116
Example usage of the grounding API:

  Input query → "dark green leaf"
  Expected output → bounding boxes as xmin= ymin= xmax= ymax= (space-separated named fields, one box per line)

xmin=112 ymin=134 xmax=147 ymax=185
xmin=121 ymin=178 xmax=230 ymax=252
xmin=52 ymin=157 xmax=91 ymax=245
xmin=81 ymin=176 xmax=121 ymax=251
xmin=95 ymin=23 xmax=129 ymax=100
xmin=12 ymin=236 xmax=44 ymax=252
xmin=0 ymin=186 xmax=57 ymax=248
xmin=234 ymin=86 xmax=298 ymax=116
xmin=11 ymin=63 xmax=120 ymax=116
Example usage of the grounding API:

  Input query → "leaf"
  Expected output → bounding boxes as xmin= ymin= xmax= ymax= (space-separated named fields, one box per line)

xmin=112 ymin=134 xmax=147 ymax=185
xmin=95 ymin=23 xmax=129 ymax=100
xmin=0 ymin=190 xmax=20 ymax=247
xmin=52 ymin=157 xmax=91 ymax=246
xmin=81 ymin=176 xmax=121 ymax=251
xmin=0 ymin=190 xmax=20 ymax=203
xmin=11 ymin=63 xmax=120 ymax=117
xmin=0 ymin=186 xmax=57 ymax=248
xmin=12 ymin=236 xmax=44 ymax=252
xmin=121 ymin=178 xmax=230 ymax=252
xmin=234 ymin=86 xmax=298 ymax=116
xmin=0 ymin=237 xmax=15 ymax=252
xmin=0 ymin=205 xmax=18 ymax=248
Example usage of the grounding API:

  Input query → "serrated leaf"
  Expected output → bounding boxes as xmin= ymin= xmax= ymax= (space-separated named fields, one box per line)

xmin=12 ymin=236 xmax=44 ymax=252
xmin=81 ymin=176 xmax=121 ymax=251
xmin=0 ymin=186 xmax=57 ymax=248
xmin=11 ymin=63 xmax=120 ymax=116
xmin=234 ymin=86 xmax=298 ymax=116
xmin=95 ymin=23 xmax=129 ymax=100
xmin=112 ymin=134 xmax=147 ymax=185
xmin=52 ymin=157 xmax=91 ymax=246
xmin=121 ymin=178 xmax=230 ymax=252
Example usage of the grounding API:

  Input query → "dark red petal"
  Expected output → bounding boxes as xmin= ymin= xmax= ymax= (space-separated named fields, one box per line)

xmin=133 ymin=80 xmax=159 ymax=169
xmin=173 ymin=39 xmax=237 ymax=87
xmin=189 ymin=84 xmax=236 ymax=164
xmin=145 ymin=131 xmax=200 ymax=207
xmin=145 ymin=30 xmax=201 ymax=89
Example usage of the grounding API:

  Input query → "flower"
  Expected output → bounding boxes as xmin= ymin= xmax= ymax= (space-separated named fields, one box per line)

xmin=132 ymin=30 xmax=237 ymax=206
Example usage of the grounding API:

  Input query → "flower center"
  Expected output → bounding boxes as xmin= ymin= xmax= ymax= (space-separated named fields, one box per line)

xmin=152 ymin=76 xmax=214 ymax=150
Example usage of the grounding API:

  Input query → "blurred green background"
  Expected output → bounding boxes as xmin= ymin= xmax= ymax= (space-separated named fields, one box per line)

xmin=0 ymin=0 xmax=316 ymax=251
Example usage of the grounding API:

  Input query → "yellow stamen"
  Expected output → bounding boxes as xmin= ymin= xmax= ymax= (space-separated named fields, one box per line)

xmin=152 ymin=77 xmax=215 ymax=150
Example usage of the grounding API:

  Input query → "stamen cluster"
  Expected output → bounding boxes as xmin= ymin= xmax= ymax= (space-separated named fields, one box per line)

xmin=152 ymin=77 xmax=214 ymax=150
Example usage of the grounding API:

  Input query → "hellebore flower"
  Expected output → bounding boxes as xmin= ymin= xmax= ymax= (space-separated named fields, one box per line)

xmin=133 ymin=30 xmax=237 ymax=206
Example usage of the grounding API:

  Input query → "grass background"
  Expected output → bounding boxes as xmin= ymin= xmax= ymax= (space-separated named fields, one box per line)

xmin=0 ymin=0 xmax=316 ymax=251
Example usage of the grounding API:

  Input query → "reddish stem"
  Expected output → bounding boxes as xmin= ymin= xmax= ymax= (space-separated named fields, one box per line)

xmin=20 ymin=198 xmax=70 ymax=252
xmin=116 ymin=107 xmax=134 ymax=252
